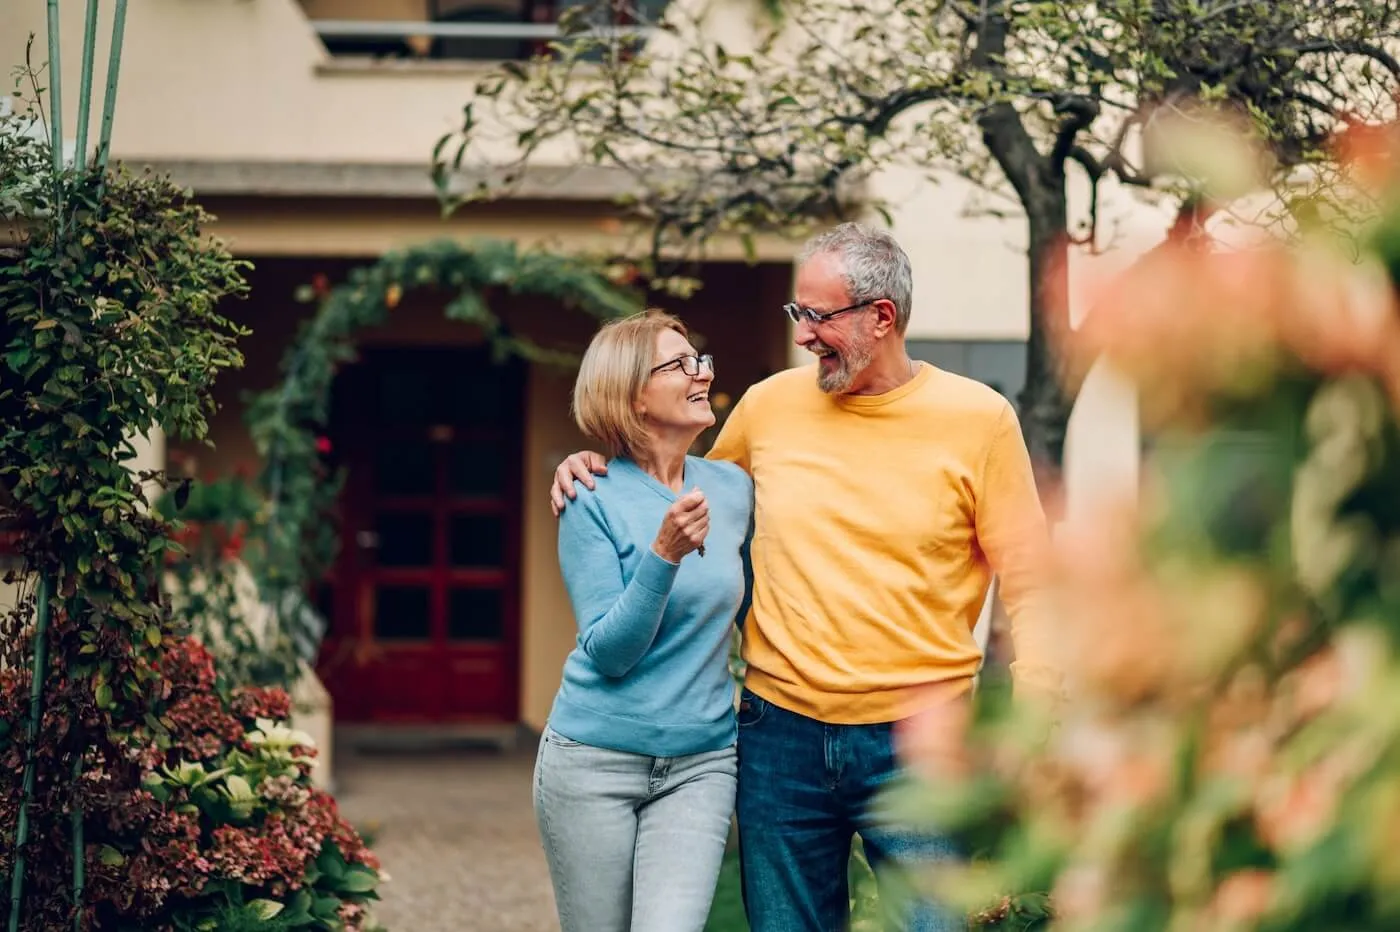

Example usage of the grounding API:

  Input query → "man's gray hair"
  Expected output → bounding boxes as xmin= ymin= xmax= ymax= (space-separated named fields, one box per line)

xmin=798 ymin=222 xmax=914 ymax=333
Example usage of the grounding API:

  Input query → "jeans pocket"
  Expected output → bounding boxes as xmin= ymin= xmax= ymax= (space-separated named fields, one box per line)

xmin=736 ymin=689 xmax=767 ymax=728
xmin=543 ymin=726 xmax=586 ymax=749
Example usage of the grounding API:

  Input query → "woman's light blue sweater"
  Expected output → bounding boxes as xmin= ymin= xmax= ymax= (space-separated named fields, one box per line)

xmin=548 ymin=456 xmax=752 ymax=757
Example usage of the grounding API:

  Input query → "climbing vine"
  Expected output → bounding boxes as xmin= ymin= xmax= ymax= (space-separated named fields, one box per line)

xmin=233 ymin=238 xmax=642 ymax=681
xmin=0 ymin=77 xmax=246 ymax=926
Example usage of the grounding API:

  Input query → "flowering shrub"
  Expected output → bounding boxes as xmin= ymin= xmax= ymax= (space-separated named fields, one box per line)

xmin=1 ymin=69 xmax=380 ymax=932
xmin=1 ymin=637 xmax=381 ymax=931
xmin=891 ymin=120 xmax=1400 ymax=930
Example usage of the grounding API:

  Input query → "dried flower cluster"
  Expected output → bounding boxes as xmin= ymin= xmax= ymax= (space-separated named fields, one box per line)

xmin=1 ymin=638 xmax=381 ymax=930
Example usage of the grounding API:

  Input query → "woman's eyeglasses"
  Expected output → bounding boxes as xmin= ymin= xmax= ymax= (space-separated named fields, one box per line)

xmin=649 ymin=354 xmax=715 ymax=377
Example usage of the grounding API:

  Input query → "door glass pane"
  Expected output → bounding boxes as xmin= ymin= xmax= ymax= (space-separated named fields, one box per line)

xmin=449 ymin=515 xmax=504 ymax=567
xmin=376 ymin=365 xmax=437 ymax=425
xmin=441 ymin=356 xmax=509 ymax=426
xmin=374 ymin=586 xmax=431 ymax=640
xmin=451 ymin=374 xmax=506 ymax=426
xmin=375 ymin=441 xmax=435 ymax=496
xmin=376 ymin=513 xmax=434 ymax=567
xmin=448 ymin=442 xmax=505 ymax=497
xmin=448 ymin=588 xmax=503 ymax=641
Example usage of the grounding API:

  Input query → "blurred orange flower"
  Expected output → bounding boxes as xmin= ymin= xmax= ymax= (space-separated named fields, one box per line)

xmin=1069 ymin=238 xmax=1400 ymax=424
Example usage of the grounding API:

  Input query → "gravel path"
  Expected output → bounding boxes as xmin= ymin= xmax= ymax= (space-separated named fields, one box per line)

xmin=334 ymin=744 xmax=558 ymax=932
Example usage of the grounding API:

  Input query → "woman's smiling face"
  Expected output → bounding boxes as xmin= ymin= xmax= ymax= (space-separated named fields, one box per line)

xmin=636 ymin=327 xmax=716 ymax=438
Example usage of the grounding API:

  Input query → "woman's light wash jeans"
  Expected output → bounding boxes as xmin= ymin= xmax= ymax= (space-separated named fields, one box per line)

xmin=533 ymin=726 xmax=737 ymax=932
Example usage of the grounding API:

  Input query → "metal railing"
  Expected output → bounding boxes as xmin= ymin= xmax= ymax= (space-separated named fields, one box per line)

xmin=310 ymin=18 xmax=653 ymax=59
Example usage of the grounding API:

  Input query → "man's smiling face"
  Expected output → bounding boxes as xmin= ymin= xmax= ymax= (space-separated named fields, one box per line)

xmin=792 ymin=252 xmax=876 ymax=394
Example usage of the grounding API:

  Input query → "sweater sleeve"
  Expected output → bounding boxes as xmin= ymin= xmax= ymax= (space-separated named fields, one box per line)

xmin=976 ymin=404 xmax=1063 ymax=706
xmin=557 ymin=491 xmax=680 ymax=679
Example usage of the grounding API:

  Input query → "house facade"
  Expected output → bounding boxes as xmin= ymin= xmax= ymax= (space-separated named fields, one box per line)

xmin=1 ymin=0 xmax=1147 ymax=738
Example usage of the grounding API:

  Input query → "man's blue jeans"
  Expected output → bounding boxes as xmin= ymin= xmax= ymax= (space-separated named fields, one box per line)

xmin=735 ymin=688 xmax=962 ymax=932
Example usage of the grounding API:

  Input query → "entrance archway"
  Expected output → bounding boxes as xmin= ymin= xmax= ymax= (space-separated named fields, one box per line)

xmin=241 ymin=238 xmax=640 ymax=698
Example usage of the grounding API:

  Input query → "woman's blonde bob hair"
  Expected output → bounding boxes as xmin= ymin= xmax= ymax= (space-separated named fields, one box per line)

xmin=572 ymin=309 xmax=690 ymax=458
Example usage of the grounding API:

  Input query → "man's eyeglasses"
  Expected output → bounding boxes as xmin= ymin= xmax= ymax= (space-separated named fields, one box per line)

xmin=650 ymin=354 xmax=715 ymax=377
xmin=783 ymin=300 xmax=875 ymax=325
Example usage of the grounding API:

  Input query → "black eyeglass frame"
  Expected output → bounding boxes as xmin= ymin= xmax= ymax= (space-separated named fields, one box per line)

xmin=783 ymin=300 xmax=879 ymax=325
xmin=649 ymin=353 xmax=715 ymax=377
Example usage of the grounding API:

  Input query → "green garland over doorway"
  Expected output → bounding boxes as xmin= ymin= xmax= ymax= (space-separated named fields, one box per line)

xmin=237 ymin=237 xmax=641 ymax=680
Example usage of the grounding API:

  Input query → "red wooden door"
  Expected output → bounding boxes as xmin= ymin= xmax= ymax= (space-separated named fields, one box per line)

xmin=316 ymin=347 xmax=523 ymax=724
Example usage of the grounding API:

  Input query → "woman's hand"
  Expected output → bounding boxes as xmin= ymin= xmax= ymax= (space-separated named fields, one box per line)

xmin=652 ymin=490 xmax=709 ymax=563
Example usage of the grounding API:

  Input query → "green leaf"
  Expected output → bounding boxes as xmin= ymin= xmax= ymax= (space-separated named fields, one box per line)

xmin=33 ymin=319 xmax=57 ymax=330
xmin=315 ymin=847 xmax=348 ymax=883
xmin=337 ymin=867 xmax=379 ymax=894
xmin=95 ymin=682 xmax=113 ymax=709
xmin=5 ymin=347 xmax=32 ymax=372
xmin=144 ymin=626 xmax=162 ymax=648
xmin=248 ymin=899 xmax=286 ymax=920
xmin=98 ymin=845 xmax=125 ymax=867
xmin=281 ymin=889 xmax=314 ymax=925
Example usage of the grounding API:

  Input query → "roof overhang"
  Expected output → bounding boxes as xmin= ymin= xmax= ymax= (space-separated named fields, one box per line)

xmin=114 ymin=159 xmax=643 ymax=203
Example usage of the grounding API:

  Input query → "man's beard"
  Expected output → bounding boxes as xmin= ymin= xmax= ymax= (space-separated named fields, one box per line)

xmin=812 ymin=335 xmax=874 ymax=394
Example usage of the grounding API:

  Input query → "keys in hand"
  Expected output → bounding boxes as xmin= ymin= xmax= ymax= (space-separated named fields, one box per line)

xmin=652 ymin=489 xmax=709 ymax=563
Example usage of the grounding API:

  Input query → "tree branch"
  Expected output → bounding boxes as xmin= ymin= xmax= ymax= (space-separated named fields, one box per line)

xmin=1102 ymin=110 xmax=1155 ymax=187
xmin=1049 ymin=95 xmax=1101 ymax=169
xmin=1067 ymin=145 xmax=1104 ymax=250
xmin=1285 ymin=87 xmax=1344 ymax=119
xmin=972 ymin=3 xmax=1045 ymax=208
xmin=948 ymin=0 xmax=979 ymax=28
xmin=1291 ymin=38 xmax=1400 ymax=82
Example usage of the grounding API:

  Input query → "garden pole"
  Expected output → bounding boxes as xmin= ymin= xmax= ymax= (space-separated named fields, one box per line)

xmin=72 ymin=754 xmax=84 ymax=931
xmin=71 ymin=8 xmax=103 ymax=926
xmin=93 ymin=0 xmax=127 ymax=172
xmin=9 ymin=9 xmax=67 ymax=925
xmin=45 ymin=0 xmax=64 ymax=227
xmin=74 ymin=0 xmax=101 ymax=168
xmin=8 ymin=577 xmax=53 ymax=932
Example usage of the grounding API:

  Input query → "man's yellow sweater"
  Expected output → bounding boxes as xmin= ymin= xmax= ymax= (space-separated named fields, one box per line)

xmin=708 ymin=362 xmax=1057 ymax=724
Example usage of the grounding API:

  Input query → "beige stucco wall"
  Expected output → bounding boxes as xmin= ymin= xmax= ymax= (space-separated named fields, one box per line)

xmin=0 ymin=580 xmax=21 ymax=628
xmin=3 ymin=0 xmax=449 ymax=165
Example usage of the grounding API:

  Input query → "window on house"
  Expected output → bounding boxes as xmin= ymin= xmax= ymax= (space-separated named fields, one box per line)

xmin=302 ymin=0 xmax=669 ymax=63
xmin=907 ymin=339 xmax=1027 ymax=404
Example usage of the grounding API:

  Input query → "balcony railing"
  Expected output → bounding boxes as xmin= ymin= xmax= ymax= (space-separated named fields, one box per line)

xmin=311 ymin=16 xmax=655 ymax=62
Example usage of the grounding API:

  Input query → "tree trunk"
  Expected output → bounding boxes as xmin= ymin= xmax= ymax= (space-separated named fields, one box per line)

xmin=974 ymin=93 xmax=1080 ymax=501
xmin=984 ymin=192 xmax=1076 ymax=676
xmin=1018 ymin=189 xmax=1077 ymax=504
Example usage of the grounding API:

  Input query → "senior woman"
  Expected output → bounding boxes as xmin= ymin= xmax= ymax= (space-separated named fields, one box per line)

xmin=535 ymin=309 xmax=752 ymax=932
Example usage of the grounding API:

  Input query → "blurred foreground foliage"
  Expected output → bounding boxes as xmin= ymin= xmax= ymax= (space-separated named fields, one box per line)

xmin=895 ymin=121 xmax=1400 ymax=932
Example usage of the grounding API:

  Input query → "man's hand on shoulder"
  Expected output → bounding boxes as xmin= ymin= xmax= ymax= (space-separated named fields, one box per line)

xmin=551 ymin=451 xmax=609 ymax=517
